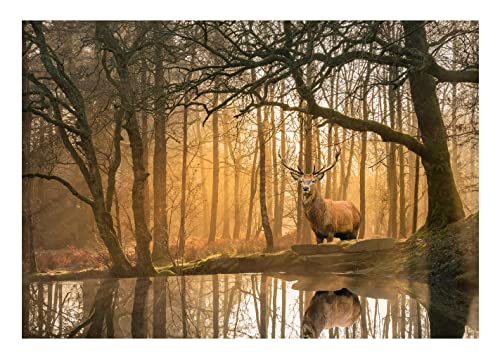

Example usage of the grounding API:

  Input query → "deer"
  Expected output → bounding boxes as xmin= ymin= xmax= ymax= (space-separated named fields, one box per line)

xmin=301 ymin=288 xmax=361 ymax=338
xmin=280 ymin=147 xmax=361 ymax=244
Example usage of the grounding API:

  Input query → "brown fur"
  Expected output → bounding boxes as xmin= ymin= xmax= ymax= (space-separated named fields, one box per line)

xmin=301 ymin=289 xmax=361 ymax=338
xmin=302 ymin=178 xmax=361 ymax=242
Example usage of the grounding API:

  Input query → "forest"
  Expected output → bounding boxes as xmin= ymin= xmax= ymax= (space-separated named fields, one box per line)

xmin=21 ymin=20 xmax=479 ymax=338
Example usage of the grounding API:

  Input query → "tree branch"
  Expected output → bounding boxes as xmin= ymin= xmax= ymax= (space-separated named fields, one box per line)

xmin=23 ymin=173 xmax=94 ymax=207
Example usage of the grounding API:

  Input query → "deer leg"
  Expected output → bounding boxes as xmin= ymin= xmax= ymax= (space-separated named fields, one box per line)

xmin=314 ymin=231 xmax=327 ymax=244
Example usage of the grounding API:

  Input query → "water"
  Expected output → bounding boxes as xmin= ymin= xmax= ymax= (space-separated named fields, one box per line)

xmin=22 ymin=273 xmax=478 ymax=338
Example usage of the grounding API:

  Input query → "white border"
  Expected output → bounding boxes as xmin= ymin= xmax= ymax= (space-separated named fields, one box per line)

xmin=2 ymin=1 xmax=497 ymax=358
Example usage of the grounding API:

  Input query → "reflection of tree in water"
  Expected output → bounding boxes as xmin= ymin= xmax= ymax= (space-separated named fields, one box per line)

xmin=24 ymin=274 xmax=478 ymax=338
xmin=25 ymin=282 xmax=85 ymax=337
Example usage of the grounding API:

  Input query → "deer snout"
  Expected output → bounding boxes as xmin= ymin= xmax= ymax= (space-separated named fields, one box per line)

xmin=303 ymin=186 xmax=310 ymax=192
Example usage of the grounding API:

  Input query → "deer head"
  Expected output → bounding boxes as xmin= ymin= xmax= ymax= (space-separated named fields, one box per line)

xmin=280 ymin=147 xmax=341 ymax=195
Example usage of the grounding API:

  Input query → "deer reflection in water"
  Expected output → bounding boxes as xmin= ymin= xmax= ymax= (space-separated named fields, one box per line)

xmin=301 ymin=288 xmax=361 ymax=338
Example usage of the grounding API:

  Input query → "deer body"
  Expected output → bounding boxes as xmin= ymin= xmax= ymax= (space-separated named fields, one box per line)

xmin=303 ymin=184 xmax=361 ymax=243
xmin=301 ymin=289 xmax=361 ymax=338
xmin=281 ymin=147 xmax=361 ymax=244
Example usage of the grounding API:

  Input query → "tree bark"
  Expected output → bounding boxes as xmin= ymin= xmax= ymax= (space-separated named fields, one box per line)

xmin=257 ymin=105 xmax=274 ymax=251
xmin=259 ymin=274 xmax=268 ymax=338
xmin=359 ymin=62 xmax=371 ymax=238
xmin=280 ymin=279 xmax=286 ymax=338
xmin=397 ymin=86 xmax=407 ymax=238
xmin=131 ymin=278 xmax=151 ymax=338
xmin=387 ymin=68 xmax=398 ymax=238
xmin=296 ymin=117 xmax=304 ymax=244
xmin=22 ymin=22 xmax=37 ymax=273
xmin=30 ymin=21 xmax=133 ymax=275
xmin=245 ymin=142 xmax=259 ymax=243
xmin=402 ymin=21 xmax=465 ymax=227
xmin=95 ymin=22 xmax=156 ymax=275
xmin=153 ymin=277 xmax=167 ymax=337
xmin=140 ymin=60 xmax=151 ymax=229
xmin=151 ymin=38 xmax=169 ymax=261
xmin=178 ymin=99 xmax=189 ymax=256
xmin=222 ymin=113 xmax=231 ymax=240
xmin=212 ymin=274 xmax=219 ymax=338
xmin=208 ymin=93 xmax=220 ymax=244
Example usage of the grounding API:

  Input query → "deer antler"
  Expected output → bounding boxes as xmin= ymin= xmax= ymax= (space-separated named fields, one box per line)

xmin=278 ymin=148 xmax=303 ymax=175
xmin=313 ymin=147 xmax=341 ymax=175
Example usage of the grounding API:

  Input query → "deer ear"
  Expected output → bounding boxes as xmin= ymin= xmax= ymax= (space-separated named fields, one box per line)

xmin=315 ymin=172 xmax=325 ymax=181
xmin=291 ymin=171 xmax=301 ymax=181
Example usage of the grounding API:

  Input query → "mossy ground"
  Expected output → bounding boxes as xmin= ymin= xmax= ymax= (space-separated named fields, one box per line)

xmin=25 ymin=213 xmax=479 ymax=286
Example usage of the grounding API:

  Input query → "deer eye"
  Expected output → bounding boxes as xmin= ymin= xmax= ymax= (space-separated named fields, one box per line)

xmin=312 ymin=179 xmax=316 ymax=183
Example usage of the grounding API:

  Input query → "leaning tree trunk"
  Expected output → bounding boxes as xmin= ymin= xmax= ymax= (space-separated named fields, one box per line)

xmin=402 ymin=21 xmax=465 ymax=228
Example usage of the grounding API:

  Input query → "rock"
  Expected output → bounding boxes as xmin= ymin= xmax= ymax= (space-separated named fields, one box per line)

xmin=291 ymin=244 xmax=344 ymax=255
xmin=344 ymin=238 xmax=395 ymax=252
xmin=292 ymin=238 xmax=395 ymax=255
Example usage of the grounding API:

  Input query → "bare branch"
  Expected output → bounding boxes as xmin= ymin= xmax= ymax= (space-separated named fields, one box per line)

xmin=23 ymin=173 xmax=94 ymax=207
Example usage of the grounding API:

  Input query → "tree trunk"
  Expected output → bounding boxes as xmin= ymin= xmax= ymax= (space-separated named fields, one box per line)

xmin=297 ymin=117 xmax=304 ymax=244
xmin=140 ymin=60 xmax=151 ymax=229
xmin=342 ymin=129 xmax=356 ymax=200
xmin=257 ymin=105 xmax=274 ymax=251
xmin=275 ymin=100 xmax=286 ymax=239
xmin=387 ymin=69 xmax=399 ymax=238
xmin=232 ymin=155 xmax=241 ymax=240
xmin=315 ymin=124 xmax=322 ymax=196
xmin=259 ymin=274 xmax=268 ymax=338
xmin=271 ymin=277 xmax=278 ymax=338
xmin=271 ymin=102 xmax=281 ymax=239
xmin=96 ymin=23 xmax=156 ymax=275
xmin=150 ymin=40 xmax=169 ymax=261
xmin=280 ymin=279 xmax=286 ymax=338
xmin=222 ymin=113 xmax=231 ymax=240
xmin=332 ymin=125 xmax=339 ymax=200
xmin=245 ymin=142 xmax=259 ymax=243
xmin=303 ymin=110 xmax=313 ymax=243
xmin=178 ymin=100 xmax=189 ymax=256
xmin=208 ymin=93 xmax=220 ymax=244
xmin=397 ymin=86 xmax=407 ymax=238
xmin=181 ymin=276 xmax=188 ymax=337
xmin=196 ymin=119 xmax=210 ymax=237
xmin=359 ymin=63 xmax=371 ymax=238
xmin=212 ymin=274 xmax=219 ymax=338
xmin=22 ymin=23 xmax=37 ymax=273
xmin=325 ymin=124 xmax=333 ymax=199
xmin=402 ymin=21 xmax=465 ymax=228
xmin=131 ymin=278 xmax=151 ymax=338
xmin=153 ymin=277 xmax=167 ymax=337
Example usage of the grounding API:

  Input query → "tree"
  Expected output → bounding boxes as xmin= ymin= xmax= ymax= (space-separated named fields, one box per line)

xmin=25 ymin=21 xmax=134 ymax=275
xmin=95 ymin=22 xmax=156 ymax=275
xmin=152 ymin=27 xmax=169 ymax=260
xmin=184 ymin=20 xmax=477 ymax=230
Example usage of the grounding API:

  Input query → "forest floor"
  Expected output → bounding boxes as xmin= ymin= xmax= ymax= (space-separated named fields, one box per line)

xmin=24 ymin=212 xmax=479 ymax=287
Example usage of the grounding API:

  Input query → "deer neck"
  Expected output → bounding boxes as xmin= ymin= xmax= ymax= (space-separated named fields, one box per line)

xmin=303 ymin=187 xmax=323 ymax=210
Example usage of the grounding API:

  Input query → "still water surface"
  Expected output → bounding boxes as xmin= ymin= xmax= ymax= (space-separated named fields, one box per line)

xmin=23 ymin=273 xmax=478 ymax=338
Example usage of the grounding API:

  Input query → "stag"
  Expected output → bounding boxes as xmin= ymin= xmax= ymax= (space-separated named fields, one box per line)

xmin=301 ymin=288 xmax=361 ymax=338
xmin=281 ymin=147 xmax=361 ymax=243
